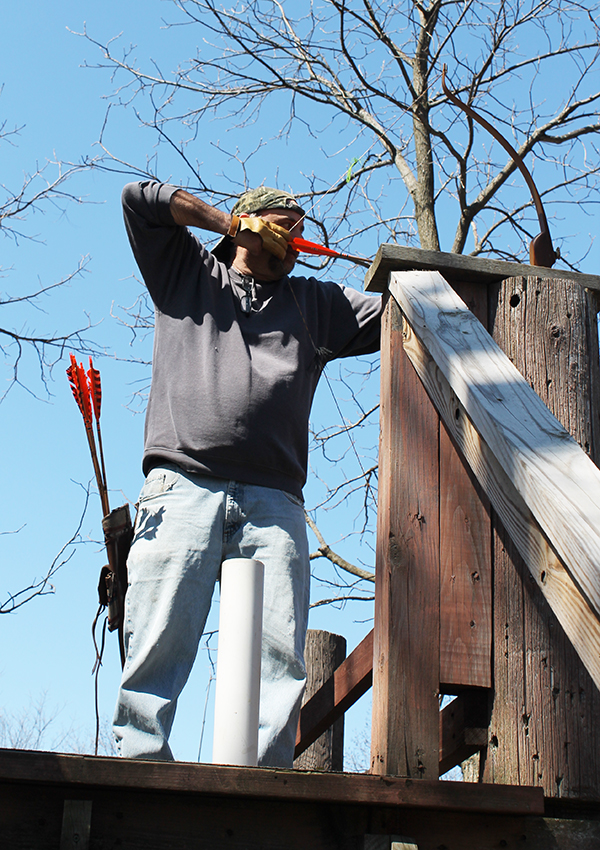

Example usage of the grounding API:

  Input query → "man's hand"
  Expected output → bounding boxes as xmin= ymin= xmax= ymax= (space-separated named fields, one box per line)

xmin=236 ymin=215 xmax=291 ymax=260
xmin=169 ymin=190 xmax=294 ymax=265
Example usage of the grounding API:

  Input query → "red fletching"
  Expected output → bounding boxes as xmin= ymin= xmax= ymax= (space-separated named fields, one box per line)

xmin=289 ymin=237 xmax=371 ymax=268
xmin=66 ymin=352 xmax=110 ymax=518
xmin=77 ymin=360 xmax=92 ymax=426
xmin=88 ymin=357 xmax=102 ymax=423
xmin=66 ymin=358 xmax=83 ymax=416
xmin=290 ymin=237 xmax=339 ymax=258
xmin=66 ymin=353 xmax=92 ymax=427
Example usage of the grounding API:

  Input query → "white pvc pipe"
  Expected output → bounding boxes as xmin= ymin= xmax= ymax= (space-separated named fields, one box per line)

xmin=212 ymin=557 xmax=264 ymax=766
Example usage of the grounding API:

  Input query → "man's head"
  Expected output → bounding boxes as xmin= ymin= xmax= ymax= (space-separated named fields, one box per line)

xmin=214 ymin=187 xmax=306 ymax=280
xmin=233 ymin=187 xmax=304 ymax=219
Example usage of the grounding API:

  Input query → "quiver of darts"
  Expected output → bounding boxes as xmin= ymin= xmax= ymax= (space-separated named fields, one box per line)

xmin=99 ymin=505 xmax=134 ymax=650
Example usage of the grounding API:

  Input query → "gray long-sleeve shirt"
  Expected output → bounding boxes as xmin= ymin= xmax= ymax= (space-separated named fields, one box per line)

xmin=122 ymin=181 xmax=383 ymax=498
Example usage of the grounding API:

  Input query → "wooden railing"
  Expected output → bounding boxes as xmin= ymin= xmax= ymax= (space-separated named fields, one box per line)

xmin=296 ymin=263 xmax=600 ymax=790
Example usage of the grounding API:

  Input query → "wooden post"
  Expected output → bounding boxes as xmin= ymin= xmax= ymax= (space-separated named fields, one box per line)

xmin=483 ymin=274 xmax=600 ymax=797
xmin=371 ymin=297 xmax=441 ymax=779
xmin=372 ymin=279 xmax=492 ymax=779
xmin=294 ymin=630 xmax=346 ymax=771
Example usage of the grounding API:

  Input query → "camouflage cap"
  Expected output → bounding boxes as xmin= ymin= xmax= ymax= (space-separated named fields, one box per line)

xmin=232 ymin=186 xmax=305 ymax=217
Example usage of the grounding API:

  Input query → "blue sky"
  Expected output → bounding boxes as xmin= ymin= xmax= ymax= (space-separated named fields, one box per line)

xmin=1 ymin=1 xmax=598 ymax=767
xmin=0 ymin=0 xmax=379 ymax=763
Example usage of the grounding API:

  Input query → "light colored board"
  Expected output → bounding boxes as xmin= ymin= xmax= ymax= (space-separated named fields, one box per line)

xmin=390 ymin=270 xmax=600 ymax=622
xmin=399 ymin=314 xmax=600 ymax=690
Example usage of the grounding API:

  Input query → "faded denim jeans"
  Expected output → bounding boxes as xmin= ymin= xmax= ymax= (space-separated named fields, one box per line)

xmin=113 ymin=465 xmax=309 ymax=766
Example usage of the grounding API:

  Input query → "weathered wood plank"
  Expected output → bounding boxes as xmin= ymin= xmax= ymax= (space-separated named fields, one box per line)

xmin=3 ymin=781 xmax=358 ymax=850
xmin=390 ymin=270 xmax=600 ymax=622
xmin=483 ymin=523 xmax=600 ymax=797
xmin=371 ymin=296 xmax=397 ymax=777
xmin=369 ymin=808 xmax=600 ymax=850
xmin=295 ymin=630 xmax=372 ymax=760
xmin=294 ymin=630 xmax=346 ymax=771
xmin=60 ymin=800 xmax=92 ymax=850
xmin=371 ymin=297 xmax=440 ymax=779
xmin=451 ymin=279 xmax=490 ymax=328
xmin=490 ymin=275 xmax=600 ymax=463
xmin=399 ymin=315 xmax=600 ymax=691
xmin=0 ymin=748 xmax=545 ymax=815
xmin=439 ymin=423 xmax=492 ymax=690
xmin=485 ymin=525 xmax=528 ymax=788
xmin=439 ymin=279 xmax=493 ymax=691
xmin=365 ymin=245 xmax=600 ymax=294
xmin=13 ymin=770 xmax=599 ymax=850
xmin=487 ymin=275 xmax=600 ymax=798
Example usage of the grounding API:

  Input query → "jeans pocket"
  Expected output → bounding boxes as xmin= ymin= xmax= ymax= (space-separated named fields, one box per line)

xmin=138 ymin=467 xmax=181 ymax=503
xmin=282 ymin=490 xmax=305 ymax=508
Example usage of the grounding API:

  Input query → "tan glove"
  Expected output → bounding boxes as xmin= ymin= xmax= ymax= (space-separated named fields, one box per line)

xmin=236 ymin=215 xmax=291 ymax=260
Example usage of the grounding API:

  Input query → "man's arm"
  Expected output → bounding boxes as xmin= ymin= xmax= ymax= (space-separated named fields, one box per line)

xmin=169 ymin=189 xmax=291 ymax=260
xmin=169 ymin=188 xmax=230 ymax=232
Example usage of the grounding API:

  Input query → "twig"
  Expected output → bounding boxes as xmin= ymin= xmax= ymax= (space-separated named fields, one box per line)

xmin=305 ymin=512 xmax=375 ymax=583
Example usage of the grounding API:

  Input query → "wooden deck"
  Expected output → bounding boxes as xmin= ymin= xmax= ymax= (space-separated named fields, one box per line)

xmin=2 ymin=748 xmax=600 ymax=849
xmin=5 ymin=253 xmax=600 ymax=850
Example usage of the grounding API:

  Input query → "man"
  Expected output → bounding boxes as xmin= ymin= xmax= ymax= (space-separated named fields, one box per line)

xmin=114 ymin=180 xmax=382 ymax=766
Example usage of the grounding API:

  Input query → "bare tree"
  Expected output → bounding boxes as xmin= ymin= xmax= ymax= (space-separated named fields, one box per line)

xmin=1 ymin=100 xmax=100 ymax=400
xmin=0 ymin=485 xmax=91 ymax=616
xmin=78 ymin=0 xmax=600 ymax=602
xmin=82 ymin=0 xmax=600 ymax=263
xmin=0 ymin=92 xmax=110 ymax=616
xmin=0 ymin=692 xmax=116 ymax=756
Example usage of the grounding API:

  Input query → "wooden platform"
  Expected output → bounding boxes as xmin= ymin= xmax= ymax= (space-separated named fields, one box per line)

xmin=2 ymin=748 xmax=600 ymax=849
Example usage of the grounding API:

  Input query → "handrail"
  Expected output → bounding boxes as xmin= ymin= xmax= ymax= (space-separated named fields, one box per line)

xmin=389 ymin=269 xmax=600 ymax=689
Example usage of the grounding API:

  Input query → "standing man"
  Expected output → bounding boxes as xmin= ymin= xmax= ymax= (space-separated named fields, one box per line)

xmin=114 ymin=180 xmax=382 ymax=766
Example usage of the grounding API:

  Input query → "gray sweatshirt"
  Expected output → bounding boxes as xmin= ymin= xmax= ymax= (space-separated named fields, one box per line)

xmin=122 ymin=181 xmax=383 ymax=498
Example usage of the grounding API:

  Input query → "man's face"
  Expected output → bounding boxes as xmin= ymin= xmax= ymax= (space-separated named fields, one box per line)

xmin=261 ymin=209 xmax=305 ymax=276
xmin=235 ymin=209 xmax=305 ymax=281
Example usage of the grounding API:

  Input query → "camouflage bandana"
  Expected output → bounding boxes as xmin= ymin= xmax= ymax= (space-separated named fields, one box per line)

xmin=232 ymin=186 xmax=305 ymax=217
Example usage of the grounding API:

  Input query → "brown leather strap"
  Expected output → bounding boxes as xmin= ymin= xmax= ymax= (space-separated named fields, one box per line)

xmin=227 ymin=213 xmax=240 ymax=237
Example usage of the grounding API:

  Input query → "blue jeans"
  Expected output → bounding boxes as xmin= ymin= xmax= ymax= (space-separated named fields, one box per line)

xmin=113 ymin=465 xmax=310 ymax=766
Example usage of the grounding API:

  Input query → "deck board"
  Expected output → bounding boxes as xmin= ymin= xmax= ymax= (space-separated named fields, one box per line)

xmin=0 ymin=748 xmax=544 ymax=815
